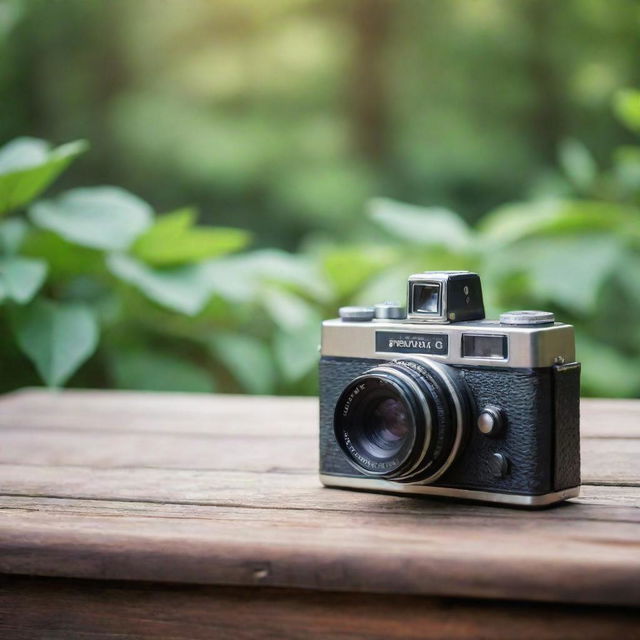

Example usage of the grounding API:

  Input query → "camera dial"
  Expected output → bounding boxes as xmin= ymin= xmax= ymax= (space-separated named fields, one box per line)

xmin=374 ymin=302 xmax=406 ymax=320
xmin=500 ymin=310 xmax=555 ymax=326
xmin=339 ymin=306 xmax=375 ymax=322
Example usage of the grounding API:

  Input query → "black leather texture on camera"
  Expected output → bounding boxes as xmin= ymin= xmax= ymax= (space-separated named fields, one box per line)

xmin=319 ymin=356 xmax=581 ymax=496
xmin=552 ymin=363 xmax=581 ymax=490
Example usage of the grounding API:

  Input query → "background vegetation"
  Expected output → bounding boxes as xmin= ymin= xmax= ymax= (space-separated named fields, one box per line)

xmin=1 ymin=0 xmax=640 ymax=397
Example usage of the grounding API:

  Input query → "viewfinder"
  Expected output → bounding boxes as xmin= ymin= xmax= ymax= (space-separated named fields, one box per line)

xmin=411 ymin=283 xmax=441 ymax=315
xmin=462 ymin=334 xmax=508 ymax=359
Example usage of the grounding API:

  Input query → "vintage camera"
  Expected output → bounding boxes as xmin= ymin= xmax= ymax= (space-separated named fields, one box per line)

xmin=319 ymin=271 xmax=581 ymax=507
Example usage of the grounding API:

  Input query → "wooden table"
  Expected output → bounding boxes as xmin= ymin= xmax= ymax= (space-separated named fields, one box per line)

xmin=0 ymin=390 xmax=638 ymax=639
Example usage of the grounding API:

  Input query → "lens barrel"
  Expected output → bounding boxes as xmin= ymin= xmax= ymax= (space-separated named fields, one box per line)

xmin=333 ymin=357 xmax=470 ymax=484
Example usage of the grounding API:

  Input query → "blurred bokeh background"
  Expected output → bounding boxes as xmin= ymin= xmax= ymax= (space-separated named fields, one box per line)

xmin=1 ymin=0 xmax=640 ymax=397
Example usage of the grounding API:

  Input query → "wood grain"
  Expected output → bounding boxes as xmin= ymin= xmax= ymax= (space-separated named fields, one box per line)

xmin=1 ymin=576 xmax=639 ymax=640
xmin=0 ymin=389 xmax=638 ymax=612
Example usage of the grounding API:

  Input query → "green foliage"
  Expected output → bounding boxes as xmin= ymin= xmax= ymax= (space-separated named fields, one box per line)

xmin=132 ymin=208 xmax=250 ymax=266
xmin=29 ymin=186 xmax=153 ymax=251
xmin=354 ymin=107 xmax=640 ymax=398
xmin=558 ymin=140 xmax=597 ymax=192
xmin=370 ymin=198 xmax=473 ymax=251
xmin=614 ymin=89 xmax=640 ymax=133
xmin=110 ymin=348 xmax=214 ymax=393
xmin=3 ymin=0 xmax=640 ymax=398
xmin=321 ymin=246 xmax=396 ymax=300
xmin=12 ymin=298 xmax=98 ymax=387
xmin=0 ymin=219 xmax=27 ymax=254
xmin=209 ymin=333 xmax=275 ymax=395
xmin=0 ymin=136 xmax=331 ymax=394
xmin=106 ymin=253 xmax=216 ymax=316
xmin=0 ymin=256 xmax=47 ymax=303
xmin=274 ymin=319 xmax=320 ymax=383
xmin=0 ymin=138 xmax=88 ymax=215
xmin=3 ymin=74 xmax=640 ymax=397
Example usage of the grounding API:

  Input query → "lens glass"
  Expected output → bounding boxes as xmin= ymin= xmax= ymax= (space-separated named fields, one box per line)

xmin=412 ymin=283 xmax=440 ymax=314
xmin=366 ymin=397 xmax=411 ymax=450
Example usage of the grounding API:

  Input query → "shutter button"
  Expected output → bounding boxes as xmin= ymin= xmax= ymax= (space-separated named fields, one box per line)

xmin=374 ymin=302 xmax=406 ymax=320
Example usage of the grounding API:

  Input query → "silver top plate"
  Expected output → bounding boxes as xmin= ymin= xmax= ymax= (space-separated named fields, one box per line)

xmin=321 ymin=318 xmax=575 ymax=368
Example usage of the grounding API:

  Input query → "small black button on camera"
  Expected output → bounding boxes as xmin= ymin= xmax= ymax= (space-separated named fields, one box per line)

xmin=477 ymin=406 xmax=504 ymax=437
xmin=489 ymin=452 xmax=509 ymax=479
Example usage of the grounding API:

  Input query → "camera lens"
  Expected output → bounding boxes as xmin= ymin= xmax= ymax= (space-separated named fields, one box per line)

xmin=333 ymin=374 xmax=419 ymax=476
xmin=334 ymin=357 xmax=470 ymax=483
xmin=368 ymin=398 xmax=410 ymax=447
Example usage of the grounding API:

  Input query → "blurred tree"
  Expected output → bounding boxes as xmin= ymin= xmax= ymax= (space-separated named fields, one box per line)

xmin=3 ymin=0 xmax=639 ymax=241
xmin=348 ymin=0 xmax=392 ymax=163
xmin=522 ymin=0 xmax=565 ymax=163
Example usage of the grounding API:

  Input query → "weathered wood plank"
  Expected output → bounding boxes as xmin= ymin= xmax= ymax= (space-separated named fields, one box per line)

xmin=580 ymin=439 xmax=640 ymax=485
xmin=0 ymin=431 xmax=316 ymax=471
xmin=0 ymin=390 xmax=639 ymax=609
xmin=0 ymin=432 xmax=637 ymax=484
xmin=2 ymin=390 xmax=638 ymax=438
xmin=0 ymin=494 xmax=639 ymax=605
xmin=577 ymin=484 xmax=640 ymax=506
xmin=580 ymin=398 xmax=640 ymax=438
xmin=1 ymin=576 xmax=638 ymax=640
xmin=0 ymin=492 xmax=636 ymax=523
xmin=0 ymin=468 xmax=638 ymax=518
xmin=0 ymin=389 xmax=317 ymax=436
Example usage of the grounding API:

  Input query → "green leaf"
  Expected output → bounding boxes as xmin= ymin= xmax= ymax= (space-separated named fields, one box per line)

xmin=322 ymin=245 xmax=397 ymax=299
xmin=558 ymin=139 xmax=596 ymax=191
xmin=110 ymin=348 xmax=214 ymax=393
xmin=613 ymin=89 xmax=640 ymax=133
xmin=612 ymin=145 xmax=640 ymax=195
xmin=352 ymin=262 xmax=418 ymax=307
xmin=0 ymin=218 xmax=28 ymax=254
xmin=29 ymin=186 xmax=153 ymax=251
xmin=260 ymin=286 xmax=320 ymax=331
xmin=22 ymin=231 xmax=103 ymax=279
xmin=369 ymin=198 xmax=472 ymax=250
xmin=133 ymin=207 xmax=250 ymax=266
xmin=12 ymin=299 xmax=98 ymax=386
xmin=352 ymin=251 xmax=476 ymax=307
xmin=0 ymin=138 xmax=88 ymax=215
xmin=478 ymin=200 xmax=640 ymax=247
xmin=107 ymin=253 xmax=213 ymax=315
xmin=274 ymin=320 xmax=320 ymax=382
xmin=0 ymin=256 xmax=47 ymax=304
xmin=488 ymin=235 xmax=620 ymax=314
xmin=209 ymin=333 xmax=275 ymax=394
xmin=479 ymin=200 xmax=560 ymax=246
xmin=204 ymin=249 xmax=331 ymax=303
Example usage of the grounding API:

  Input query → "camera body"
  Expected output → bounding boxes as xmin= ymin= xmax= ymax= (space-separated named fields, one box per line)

xmin=319 ymin=271 xmax=581 ymax=507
